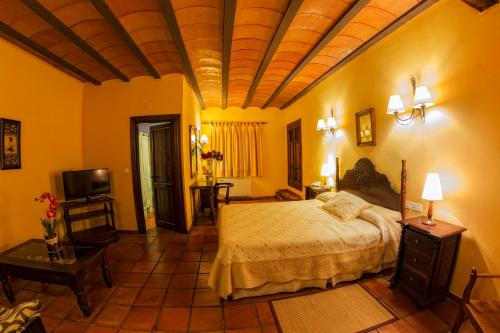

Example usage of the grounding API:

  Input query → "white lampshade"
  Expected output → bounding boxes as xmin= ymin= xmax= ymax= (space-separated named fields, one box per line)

xmin=320 ymin=163 xmax=330 ymax=177
xmin=316 ymin=119 xmax=327 ymax=131
xmin=387 ymin=95 xmax=405 ymax=114
xmin=200 ymin=134 xmax=209 ymax=145
xmin=422 ymin=173 xmax=443 ymax=201
xmin=326 ymin=117 xmax=337 ymax=128
xmin=190 ymin=134 xmax=196 ymax=144
xmin=413 ymin=86 xmax=434 ymax=108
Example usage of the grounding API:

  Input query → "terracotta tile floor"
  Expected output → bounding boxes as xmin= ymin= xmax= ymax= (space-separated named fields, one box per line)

xmin=1 ymin=223 xmax=476 ymax=333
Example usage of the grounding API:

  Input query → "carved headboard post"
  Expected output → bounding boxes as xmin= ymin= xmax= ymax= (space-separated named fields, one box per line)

xmin=335 ymin=157 xmax=340 ymax=192
xmin=400 ymin=160 xmax=407 ymax=220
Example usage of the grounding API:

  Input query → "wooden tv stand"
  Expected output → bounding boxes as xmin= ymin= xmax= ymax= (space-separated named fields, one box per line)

xmin=61 ymin=196 xmax=119 ymax=246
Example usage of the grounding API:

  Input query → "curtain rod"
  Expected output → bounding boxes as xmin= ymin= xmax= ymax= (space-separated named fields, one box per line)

xmin=201 ymin=121 xmax=267 ymax=125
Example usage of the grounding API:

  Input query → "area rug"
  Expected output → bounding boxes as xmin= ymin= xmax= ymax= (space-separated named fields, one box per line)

xmin=270 ymin=284 xmax=397 ymax=333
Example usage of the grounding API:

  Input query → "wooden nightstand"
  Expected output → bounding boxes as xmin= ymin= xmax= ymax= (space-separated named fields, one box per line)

xmin=304 ymin=185 xmax=332 ymax=200
xmin=391 ymin=216 xmax=466 ymax=309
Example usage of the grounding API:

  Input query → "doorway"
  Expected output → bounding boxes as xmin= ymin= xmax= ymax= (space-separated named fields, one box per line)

xmin=130 ymin=115 xmax=186 ymax=234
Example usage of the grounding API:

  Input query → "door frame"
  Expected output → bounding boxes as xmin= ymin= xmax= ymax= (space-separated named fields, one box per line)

xmin=130 ymin=115 xmax=187 ymax=234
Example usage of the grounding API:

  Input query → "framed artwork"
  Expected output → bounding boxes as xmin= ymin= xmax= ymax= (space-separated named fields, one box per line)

xmin=189 ymin=125 xmax=199 ymax=178
xmin=461 ymin=0 xmax=498 ymax=12
xmin=0 ymin=118 xmax=21 ymax=170
xmin=355 ymin=108 xmax=375 ymax=147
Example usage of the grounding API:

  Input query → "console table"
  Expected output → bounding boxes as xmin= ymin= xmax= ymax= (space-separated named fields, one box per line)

xmin=61 ymin=196 xmax=119 ymax=246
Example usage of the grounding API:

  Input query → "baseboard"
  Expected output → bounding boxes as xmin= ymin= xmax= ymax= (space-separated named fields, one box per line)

xmin=117 ymin=229 xmax=140 ymax=234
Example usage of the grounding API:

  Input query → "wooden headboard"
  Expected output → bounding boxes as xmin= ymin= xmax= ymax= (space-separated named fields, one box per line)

xmin=335 ymin=158 xmax=407 ymax=219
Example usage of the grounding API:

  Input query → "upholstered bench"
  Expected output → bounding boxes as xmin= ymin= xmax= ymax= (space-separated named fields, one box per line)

xmin=276 ymin=189 xmax=302 ymax=201
xmin=0 ymin=300 xmax=45 ymax=333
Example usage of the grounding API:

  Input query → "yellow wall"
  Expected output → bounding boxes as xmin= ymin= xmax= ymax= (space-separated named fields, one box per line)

xmin=200 ymin=107 xmax=287 ymax=197
xmin=0 ymin=38 xmax=84 ymax=251
xmin=284 ymin=0 xmax=500 ymax=297
xmin=82 ymin=74 xmax=200 ymax=231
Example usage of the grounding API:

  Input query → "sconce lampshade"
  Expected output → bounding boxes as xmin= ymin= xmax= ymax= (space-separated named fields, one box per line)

xmin=414 ymin=86 xmax=434 ymax=108
xmin=190 ymin=134 xmax=196 ymax=144
xmin=316 ymin=119 xmax=327 ymax=131
xmin=387 ymin=95 xmax=405 ymax=114
xmin=422 ymin=173 xmax=443 ymax=201
xmin=326 ymin=117 xmax=337 ymax=128
xmin=200 ymin=134 xmax=209 ymax=145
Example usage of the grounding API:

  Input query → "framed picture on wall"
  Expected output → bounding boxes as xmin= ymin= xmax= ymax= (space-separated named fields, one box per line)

xmin=189 ymin=125 xmax=199 ymax=178
xmin=0 ymin=118 xmax=21 ymax=170
xmin=355 ymin=108 xmax=375 ymax=146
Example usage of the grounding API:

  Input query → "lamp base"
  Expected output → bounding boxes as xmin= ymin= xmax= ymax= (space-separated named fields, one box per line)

xmin=422 ymin=218 xmax=436 ymax=226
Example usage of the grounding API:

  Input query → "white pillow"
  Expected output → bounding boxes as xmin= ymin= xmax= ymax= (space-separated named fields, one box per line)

xmin=321 ymin=191 xmax=372 ymax=221
xmin=315 ymin=191 xmax=336 ymax=202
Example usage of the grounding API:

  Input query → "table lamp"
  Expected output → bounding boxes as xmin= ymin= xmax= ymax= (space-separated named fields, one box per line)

xmin=320 ymin=164 xmax=330 ymax=186
xmin=421 ymin=173 xmax=443 ymax=225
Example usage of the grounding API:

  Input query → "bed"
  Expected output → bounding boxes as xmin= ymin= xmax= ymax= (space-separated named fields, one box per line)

xmin=208 ymin=158 xmax=407 ymax=299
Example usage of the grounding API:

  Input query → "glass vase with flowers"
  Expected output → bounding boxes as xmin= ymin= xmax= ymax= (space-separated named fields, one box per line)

xmin=200 ymin=150 xmax=223 ymax=182
xmin=35 ymin=192 xmax=62 ymax=255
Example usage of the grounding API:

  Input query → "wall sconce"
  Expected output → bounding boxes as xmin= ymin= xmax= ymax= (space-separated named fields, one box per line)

xmin=200 ymin=134 xmax=209 ymax=146
xmin=316 ymin=109 xmax=337 ymax=137
xmin=387 ymin=77 xmax=434 ymax=125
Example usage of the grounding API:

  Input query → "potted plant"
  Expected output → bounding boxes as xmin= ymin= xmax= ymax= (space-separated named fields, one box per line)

xmin=200 ymin=150 xmax=223 ymax=181
xmin=35 ymin=192 xmax=62 ymax=254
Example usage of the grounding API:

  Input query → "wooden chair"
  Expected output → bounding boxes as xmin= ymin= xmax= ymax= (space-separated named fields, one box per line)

xmin=451 ymin=267 xmax=500 ymax=333
xmin=214 ymin=182 xmax=234 ymax=208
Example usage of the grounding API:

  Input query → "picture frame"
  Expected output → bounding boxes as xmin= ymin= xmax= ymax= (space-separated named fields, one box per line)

xmin=0 ymin=118 xmax=21 ymax=170
xmin=355 ymin=108 xmax=376 ymax=147
xmin=461 ymin=0 xmax=498 ymax=12
xmin=189 ymin=125 xmax=199 ymax=178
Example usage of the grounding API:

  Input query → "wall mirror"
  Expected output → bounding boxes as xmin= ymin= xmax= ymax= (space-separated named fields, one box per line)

xmin=189 ymin=125 xmax=199 ymax=178
xmin=355 ymin=108 xmax=376 ymax=146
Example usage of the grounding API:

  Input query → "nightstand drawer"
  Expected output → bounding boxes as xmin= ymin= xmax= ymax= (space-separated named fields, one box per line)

xmin=400 ymin=267 xmax=428 ymax=294
xmin=404 ymin=229 xmax=434 ymax=256
xmin=402 ymin=248 xmax=432 ymax=275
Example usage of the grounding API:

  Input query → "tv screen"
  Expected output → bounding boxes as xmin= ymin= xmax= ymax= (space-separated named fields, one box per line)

xmin=63 ymin=169 xmax=111 ymax=201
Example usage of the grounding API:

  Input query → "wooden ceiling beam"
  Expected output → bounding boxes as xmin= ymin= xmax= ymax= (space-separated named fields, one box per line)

xmin=90 ymin=0 xmax=161 ymax=79
xmin=242 ymin=0 xmax=303 ymax=109
xmin=21 ymin=0 xmax=129 ymax=82
xmin=262 ymin=0 xmax=370 ymax=108
xmin=0 ymin=21 xmax=100 ymax=85
xmin=222 ymin=0 xmax=237 ymax=109
xmin=280 ymin=0 xmax=439 ymax=109
xmin=159 ymin=0 xmax=206 ymax=109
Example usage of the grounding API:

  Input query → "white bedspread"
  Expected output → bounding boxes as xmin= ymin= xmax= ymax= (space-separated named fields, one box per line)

xmin=208 ymin=199 xmax=402 ymax=299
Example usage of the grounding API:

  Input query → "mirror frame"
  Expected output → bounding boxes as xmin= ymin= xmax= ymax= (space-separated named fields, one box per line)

xmin=355 ymin=108 xmax=376 ymax=147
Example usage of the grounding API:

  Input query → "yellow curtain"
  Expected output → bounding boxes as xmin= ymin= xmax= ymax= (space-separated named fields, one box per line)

xmin=209 ymin=122 xmax=263 ymax=177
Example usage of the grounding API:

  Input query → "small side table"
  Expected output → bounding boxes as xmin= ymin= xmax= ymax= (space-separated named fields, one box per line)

xmin=304 ymin=185 xmax=333 ymax=199
xmin=391 ymin=216 xmax=466 ymax=309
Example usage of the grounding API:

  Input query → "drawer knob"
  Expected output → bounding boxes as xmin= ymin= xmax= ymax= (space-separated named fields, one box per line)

xmin=414 ymin=239 xmax=420 ymax=244
xmin=412 ymin=258 xmax=417 ymax=263
xmin=409 ymin=276 xmax=414 ymax=281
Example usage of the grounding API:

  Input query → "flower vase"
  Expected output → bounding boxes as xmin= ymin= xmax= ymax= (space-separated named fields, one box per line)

xmin=205 ymin=160 xmax=214 ymax=182
xmin=44 ymin=233 xmax=62 ymax=256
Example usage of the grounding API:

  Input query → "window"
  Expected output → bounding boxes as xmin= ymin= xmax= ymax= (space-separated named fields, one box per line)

xmin=287 ymin=119 xmax=302 ymax=190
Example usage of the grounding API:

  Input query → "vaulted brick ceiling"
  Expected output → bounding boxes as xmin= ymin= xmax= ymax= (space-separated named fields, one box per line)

xmin=0 ymin=0 xmax=436 ymax=109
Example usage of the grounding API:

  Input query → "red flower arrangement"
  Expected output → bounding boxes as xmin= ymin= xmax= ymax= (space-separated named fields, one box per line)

xmin=35 ymin=192 xmax=59 ymax=236
xmin=201 ymin=150 xmax=223 ymax=161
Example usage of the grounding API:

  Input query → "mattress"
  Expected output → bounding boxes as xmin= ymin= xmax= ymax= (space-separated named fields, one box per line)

xmin=208 ymin=199 xmax=402 ymax=299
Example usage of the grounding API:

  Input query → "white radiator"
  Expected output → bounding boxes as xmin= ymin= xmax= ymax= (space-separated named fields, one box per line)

xmin=218 ymin=178 xmax=251 ymax=197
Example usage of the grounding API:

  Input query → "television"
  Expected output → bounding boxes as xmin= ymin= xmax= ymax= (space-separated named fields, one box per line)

xmin=63 ymin=168 xmax=111 ymax=201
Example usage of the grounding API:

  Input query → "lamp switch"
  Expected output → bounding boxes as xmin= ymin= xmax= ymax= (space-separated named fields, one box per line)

xmin=405 ymin=201 xmax=424 ymax=212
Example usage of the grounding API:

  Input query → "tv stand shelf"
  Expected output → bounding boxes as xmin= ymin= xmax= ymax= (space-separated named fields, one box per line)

xmin=61 ymin=196 xmax=119 ymax=246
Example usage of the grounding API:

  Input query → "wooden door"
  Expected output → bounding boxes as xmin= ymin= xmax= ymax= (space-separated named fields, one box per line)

xmin=150 ymin=122 xmax=179 ymax=230
xmin=287 ymin=119 xmax=302 ymax=190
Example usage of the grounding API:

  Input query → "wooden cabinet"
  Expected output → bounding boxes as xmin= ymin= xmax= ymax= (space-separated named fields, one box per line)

xmin=391 ymin=216 xmax=466 ymax=309
xmin=304 ymin=186 xmax=332 ymax=200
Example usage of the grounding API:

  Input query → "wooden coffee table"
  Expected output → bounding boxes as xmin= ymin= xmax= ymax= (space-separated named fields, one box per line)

xmin=0 ymin=239 xmax=112 ymax=317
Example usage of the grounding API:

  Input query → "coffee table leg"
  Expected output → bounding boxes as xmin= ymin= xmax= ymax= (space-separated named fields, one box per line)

xmin=70 ymin=282 xmax=90 ymax=317
xmin=100 ymin=252 xmax=112 ymax=288
xmin=0 ymin=274 xmax=15 ymax=304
